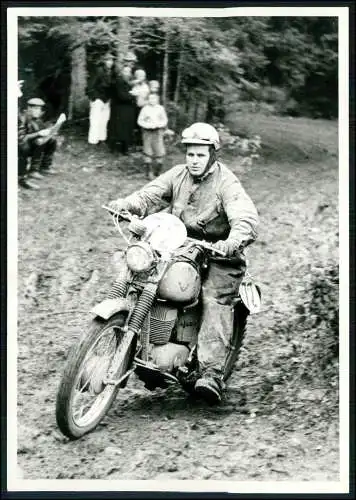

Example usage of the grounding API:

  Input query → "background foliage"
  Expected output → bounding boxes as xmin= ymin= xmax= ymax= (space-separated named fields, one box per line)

xmin=18 ymin=16 xmax=338 ymax=121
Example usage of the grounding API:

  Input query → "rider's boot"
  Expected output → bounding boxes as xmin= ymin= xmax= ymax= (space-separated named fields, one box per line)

xmin=194 ymin=370 xmax=224 ymax=404
xmin=177 ymin=366 xmax=201 ymax=395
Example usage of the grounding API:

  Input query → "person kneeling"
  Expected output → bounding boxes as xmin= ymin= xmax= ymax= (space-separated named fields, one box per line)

xmin=18 ymin=98 xmax=60 ymax=189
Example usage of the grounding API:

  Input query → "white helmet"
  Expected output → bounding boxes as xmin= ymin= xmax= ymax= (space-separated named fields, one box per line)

xmin=181 ymin=122 xmax=221 ymax=151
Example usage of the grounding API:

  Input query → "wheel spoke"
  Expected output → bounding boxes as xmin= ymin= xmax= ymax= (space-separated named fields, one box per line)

xmin=75 ymin=360 xmax=99 ymax=395
xmin=74 ymin=332 xmax=117 ymax=395
xmin=69 ymin=322 xmax=131 ymax=428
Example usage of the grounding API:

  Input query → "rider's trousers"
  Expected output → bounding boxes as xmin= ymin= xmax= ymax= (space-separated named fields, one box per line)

xmin=198 ymin=257 xmax=246 ymax=379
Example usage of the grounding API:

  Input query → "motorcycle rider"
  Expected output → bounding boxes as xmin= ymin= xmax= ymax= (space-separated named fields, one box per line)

xmin=108 ymin=122 xmax=259 ymax=403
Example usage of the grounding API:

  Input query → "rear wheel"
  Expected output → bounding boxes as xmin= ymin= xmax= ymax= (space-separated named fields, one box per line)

xmin=56 ymin=313 xmax=136 ymax=439
xmin=223 ymin=301 xmax=249 ymax=382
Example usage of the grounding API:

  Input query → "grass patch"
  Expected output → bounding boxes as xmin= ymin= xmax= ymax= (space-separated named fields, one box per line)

xmin=225 ymin=111 xmax=338 ymax=163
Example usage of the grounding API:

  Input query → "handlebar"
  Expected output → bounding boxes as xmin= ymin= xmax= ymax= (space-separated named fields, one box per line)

xmin=102 ymin=205 xmax=226 ymax=257
xmin=102 ymin=205 xmax=134 ymax=222
xmin=185 ymin=237 xmax=226 ymax=257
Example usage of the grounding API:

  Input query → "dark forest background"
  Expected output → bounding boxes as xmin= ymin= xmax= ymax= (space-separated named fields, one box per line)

xmin=18 ymin=16 xmax=338 ymax=126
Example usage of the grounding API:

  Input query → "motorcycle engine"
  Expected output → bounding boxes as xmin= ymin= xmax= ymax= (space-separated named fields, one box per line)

xmin=150 ymin=343 xmax=190 ymax=372
xmin=141 ymin=302 xmax=178 ymax=345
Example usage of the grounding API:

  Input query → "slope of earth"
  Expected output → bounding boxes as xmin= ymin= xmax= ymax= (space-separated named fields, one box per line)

xmin=15 ymin=131 xmax=339 ymax=482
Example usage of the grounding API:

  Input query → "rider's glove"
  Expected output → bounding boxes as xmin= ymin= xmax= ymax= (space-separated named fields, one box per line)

xmin=107 ymin=198 xmax=129 ymax=214
xmin=212 ymin=239 xmax=240 ymax=257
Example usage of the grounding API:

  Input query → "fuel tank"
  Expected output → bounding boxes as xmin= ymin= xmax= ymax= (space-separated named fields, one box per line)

xmin=158 ymin=261 xmax=201 ymax=303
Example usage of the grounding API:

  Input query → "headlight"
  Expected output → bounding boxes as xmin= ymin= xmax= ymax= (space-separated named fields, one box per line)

xmin=126 ymin=242 xmax=154 ymax=272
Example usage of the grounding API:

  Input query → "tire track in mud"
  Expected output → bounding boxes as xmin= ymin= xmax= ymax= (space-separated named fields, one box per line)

xmin=16 ymin=138 xmax=339 ymax=481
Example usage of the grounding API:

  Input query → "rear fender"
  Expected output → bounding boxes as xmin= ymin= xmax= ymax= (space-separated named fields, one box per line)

xmin=91 ymin=298 xmax=131 ymax=321
xmin=238 ymin=279 xmax=262 ymax=314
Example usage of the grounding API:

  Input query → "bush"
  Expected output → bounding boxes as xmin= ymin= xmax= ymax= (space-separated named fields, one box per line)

xmin=275 ymin=261 xmax=339 ymax=388
xmin=304 ymin=264 xmax=339 ymax=370
xmin=213 ymin=123 xmax=262 ymax=167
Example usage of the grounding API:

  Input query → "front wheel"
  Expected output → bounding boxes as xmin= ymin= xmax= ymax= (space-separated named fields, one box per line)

xmin=56 ymin=313 xmax=136 ymax=439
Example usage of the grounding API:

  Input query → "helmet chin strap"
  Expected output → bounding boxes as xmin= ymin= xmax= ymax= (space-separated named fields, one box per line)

xmin=195 ymin=147 xmax=217 ymax=179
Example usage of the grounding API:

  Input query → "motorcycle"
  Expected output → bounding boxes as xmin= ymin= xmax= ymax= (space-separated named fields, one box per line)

xmin=55 ymin=207 xmax=262 ymax=439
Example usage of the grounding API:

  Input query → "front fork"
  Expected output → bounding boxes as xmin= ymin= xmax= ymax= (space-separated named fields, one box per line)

xmin=103 ymin=283 xmax=158 ymax=385
xmin=105 ymin=259 xmax=171 ymax=383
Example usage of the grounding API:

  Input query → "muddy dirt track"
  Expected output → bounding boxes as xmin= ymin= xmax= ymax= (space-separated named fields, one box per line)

xmin=16 ymin=135 xmax=339 ymax=481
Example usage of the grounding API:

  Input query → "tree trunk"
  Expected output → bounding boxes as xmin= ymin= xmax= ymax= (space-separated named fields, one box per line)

xmin=68 ymin=44 xmax=88 ymax=119
xmin=116 ymin=17 xmax=131 ymax=71
xmin=206 ymin=98 xmax=214 ymax=122
xmin=162 ymin=29 xmax=169 ymax=106
xmin=174 ymin=41 xmax=184 ymax=105
xmin=193 ymin=97 xmax=199 ymax=121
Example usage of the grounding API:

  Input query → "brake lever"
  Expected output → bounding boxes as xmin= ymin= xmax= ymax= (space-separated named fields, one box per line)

xmin=102 ymin=205 xmax=133 ymax=222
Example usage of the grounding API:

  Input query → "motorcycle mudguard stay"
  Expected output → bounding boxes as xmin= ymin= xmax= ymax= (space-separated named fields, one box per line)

xmin=91 ymin=298 xmax=131 ymax=320
xmin=90 ymin=297 xmax=136 ymax=389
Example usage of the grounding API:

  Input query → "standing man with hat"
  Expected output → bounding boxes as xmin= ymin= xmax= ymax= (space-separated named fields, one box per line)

xmin=18 ymin=97 xmax=58 ymax=189
xmin=122 ymin=51 xmax=137 ymax=80
xmin=107 ymin=51 xmax=138 ymax=155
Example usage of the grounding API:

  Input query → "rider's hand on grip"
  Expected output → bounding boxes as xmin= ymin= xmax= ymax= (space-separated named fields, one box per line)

xmin=107 ymin=199 xmax=128 ymax=215
xmin=211 ymin=239 xmax=237 ymax=257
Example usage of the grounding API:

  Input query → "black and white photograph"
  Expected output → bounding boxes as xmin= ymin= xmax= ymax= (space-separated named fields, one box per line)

xmin=6 ymin=4 xmax=350 ymax=494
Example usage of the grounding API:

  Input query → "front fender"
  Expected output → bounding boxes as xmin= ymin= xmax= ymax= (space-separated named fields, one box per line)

xmin=91 ymin=298 xmax=131 ymax=320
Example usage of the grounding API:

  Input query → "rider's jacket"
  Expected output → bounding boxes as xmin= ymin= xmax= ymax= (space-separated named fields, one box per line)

xmin=123 ymin=161 xmax=259 ymax=252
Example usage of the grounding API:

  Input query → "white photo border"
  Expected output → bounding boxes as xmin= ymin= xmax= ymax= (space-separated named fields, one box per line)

xmin=7 ymin=5 xmax=350 ymax=494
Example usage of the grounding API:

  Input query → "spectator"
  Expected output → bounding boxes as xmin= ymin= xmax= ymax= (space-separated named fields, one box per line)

xmin=131 ymin=69 xmax=150 ymax=108
xmin=148 ymin=80 xmax=160 ymax=95
xmin=130 ymin=69 xmax=150 ymax=147
xmin=87 ymin=52 xmax=115 ymax=145
xmin=107 ymin=65 xmax=136 ymax=155
xmin=122 ymin=51 xmax=137 ymax=80
xmin=18 ymin=80 xmax=24 ymax=98
xmin=18 ymin=98 xmax=59 ymax=189
xmin=137 ymin=92 xmax=168 ymax=180
xmin=17 ymin=82 xmax=40 ymax=190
